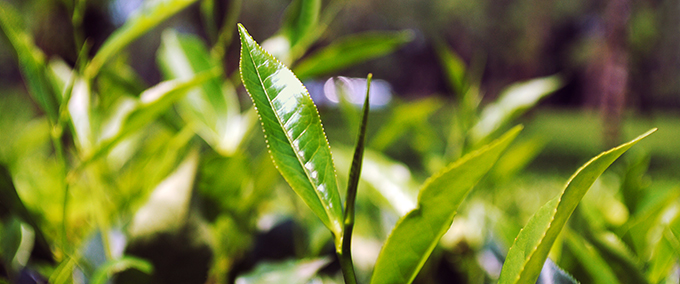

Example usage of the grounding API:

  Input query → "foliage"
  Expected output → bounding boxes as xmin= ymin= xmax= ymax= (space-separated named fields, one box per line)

xmin=0 ymin=0 xmax=675 ymax=284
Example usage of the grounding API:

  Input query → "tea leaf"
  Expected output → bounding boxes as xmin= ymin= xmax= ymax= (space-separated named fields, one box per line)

xmin=235 ymin=258 xmax=330 ymax=284
xmin=470 ymin=75 xmax=561 ymax=143
xmin=238 ymin=24 xmax=344 ymax=238
xmin=293 ymin=31 xmax=413 ymax=80
xmin=281 ymin=0 xmax=321 ymax=48
xmin=371 ymin=126 xmax=522 ymax=284
xmin=498 ymin=128 xmax=656 ymax=284
xmin=0 ymin=2 xmax=59 ymax=122
xmin=85 ymin=0 xmax=199 ymax=78
xmin=90 ymin=256 xmax=153 ymax=284
xmin=157 ymin=29 xmax=250 ymax=155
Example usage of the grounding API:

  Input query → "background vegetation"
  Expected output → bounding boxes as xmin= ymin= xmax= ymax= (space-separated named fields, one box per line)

xmin=0 ymin=0 xmax=679 ymax=283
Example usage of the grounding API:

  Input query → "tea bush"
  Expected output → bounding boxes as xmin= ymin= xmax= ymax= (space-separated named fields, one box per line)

xmin=0 ymin=1 xmax=677 ymax=284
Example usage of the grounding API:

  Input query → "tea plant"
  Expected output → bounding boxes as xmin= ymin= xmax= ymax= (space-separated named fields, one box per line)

xmin=0 ymin=0 xmax=676 ymax=283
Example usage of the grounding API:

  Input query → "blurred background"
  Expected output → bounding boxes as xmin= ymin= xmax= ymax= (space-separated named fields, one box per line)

xmin=2 ymin=0 xmax=679 ymax=171
xmin=1 ymin=0 xmax=680 ymax=283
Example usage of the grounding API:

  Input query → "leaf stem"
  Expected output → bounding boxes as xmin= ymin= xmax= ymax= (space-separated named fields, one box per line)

xmin=339 ymin=73 xmax=372 ymax=284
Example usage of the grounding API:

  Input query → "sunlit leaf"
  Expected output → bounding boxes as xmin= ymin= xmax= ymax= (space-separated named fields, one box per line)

xmin=0 ymin=2 xmax=59 ymax=122
xmin=235 ymin=258 xmax=330 ymax=284
xmin=90 ymin=256 xmax=153 ymax=284
xmin=157 ymin=29 xmax=252 ymax=155
xmin=498 ymin=129 xmax=656 ymax=284
xmin=85 ymin=0 xmax=200 ymax=78
xmin=84 ymin=68 xmax=220 ymax=164
xmin=238 ymin=24 xmax=344 ymax=239
xmin=128 ymin=148 xmax=199 ymax=238
xmin=293 ymin=31 xmax=413 ymax=80
xmin=470 ymin=75 xmax=561 ymax=143
xmin=371 ymin=126 xmax=522 ymax=284
xmin=68 ymin=79 xmax=93 ymax=154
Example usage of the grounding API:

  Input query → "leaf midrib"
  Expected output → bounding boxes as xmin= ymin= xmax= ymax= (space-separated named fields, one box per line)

xmin=243 ymin=42 xmax=339 ymax=233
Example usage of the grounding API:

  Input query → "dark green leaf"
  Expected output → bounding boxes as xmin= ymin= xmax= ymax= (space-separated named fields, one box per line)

xmin=281 ymin=0 xmax=321 ymax=48
xmin=564 ymin=229 xmax=620 ymax=284
xmin=498 ymin=129 xmax=656 ymax=284
xmin=85 ymin=0 xmax=200 ymax=78
xmin=238 ymin=24 xmax=343 ymax=239
xmin=293 ymin=31 xmax=413 ymax=80
xmin=371 ymin=126 xmax=522 ymax=284
xmin=0 ymin=2 xmax=59 ymax=122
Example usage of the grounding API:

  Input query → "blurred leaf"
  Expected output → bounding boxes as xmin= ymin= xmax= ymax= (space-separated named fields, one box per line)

xmin=647 ymin=229 xmax=679 ymax=284
xmin=293 ymin=31 xmax=414 ymax=80
xmin=471 ymin=75 xmax=561 ymax=143
xmin=490 ymin=135 xmax=548 ymax=183
xmin=535 ymin=258 xmax=579 ymax=284
xmin=128 ymin=148 xmax=199 ymax=238
xmin=157 ymin=29 xmax=251 ymax=155
xmin=90 ymin=256 xmax=153 ymax=284
xmin=434 ymin=40 xmax=468 ymax=98
xmin=370 ymin=97 xmax=443 ymax=151
xmin=0 ymin=1 xmax=59 ymax=122
xmin=333 ymin=146 xmax=417 ymax=216
xmin=85 ymin=68 xmax=220 ymax=164
xmin=564 ymin=230 xmax=620 ymax=284
xmin=49 ymin=257 xmax=77 ymax=284
xmin=0 ymin=165 xmax=53 ymax=264
xmin=0 ymin=218 xmax=22 ymax=267
xmin=68 ymin=79 xmax=93 ymax=154
xmin=281 ymin=0 xmax=320 ymax=48
xmin=498 ymin=129 xmax=656 ymax=284
xmin=371 ymin=126 xmax=521 ymax=284
xmin=85 ymin=0 xmax=200 ymax=78
xmin=620 ymin=151 xmax=651 ymax=214
xmin=235 ymin=258 xmax=330 ymax=284
xmin=238 ymin=24 xmax=343 ymax=239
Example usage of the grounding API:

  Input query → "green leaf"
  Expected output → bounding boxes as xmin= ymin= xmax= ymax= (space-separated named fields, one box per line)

xmin=235 ymin=258 xmax=330 ymax=284
xmin=339 ymin=74 xmax=371 ymax=284
xmin=128 ymin=148 xmax=199 ymax=238
xmin=536 ymin=258 xmax=579 ymax=284
xmin=470 ymin=75 xmax=561 ymax=143
xmin=281 ymin=0 xmax=321 ymax=48
xmin=84 ymin=0 xmax=200 ymax=78
xmin=83 ymin=68 xmax=220 ymax=166
xmin=238 ymin=24 xmax=343 ymax=238
xmin=434 ymin=40 xmax=468 ymax=97
xmin=370 ymin=126 xmax=522 ymax=284
xmin=293 ymin=31 xmax=414 ymax=80
xmin=90 ymin=256 xmax=153 ymax=284
xmin=157 ymin=29 xmax=251 ymax=155
xmin=0 ymin=164 xmax=53 ymax=264
xmin=564 ymin=229 xmax=620 ymax=284
xmin=497 ymin=128 xmax=656 ymax=284
xmin=0 ymin=2 xmax=59 ymax=122
xmin=370 ymin=97 xmax=443 ymax=152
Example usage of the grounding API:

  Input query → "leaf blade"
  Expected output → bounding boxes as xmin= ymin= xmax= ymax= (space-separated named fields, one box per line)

xmin=85 ymin=0 xmax=199 ymax=78
xmin=238 ymin=24 xmax=343 ymax=237
xmin=498 ymin=128 xmax=657 ymax=284
xmin=371 ymin=126 xmax=522 ymax=284
xmin=293 ymin=31 xmax=413 ymax=80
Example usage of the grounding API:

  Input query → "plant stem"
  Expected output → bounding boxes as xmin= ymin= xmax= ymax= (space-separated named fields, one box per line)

xmin=338 ymin=74 xmax=372 ymax=284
